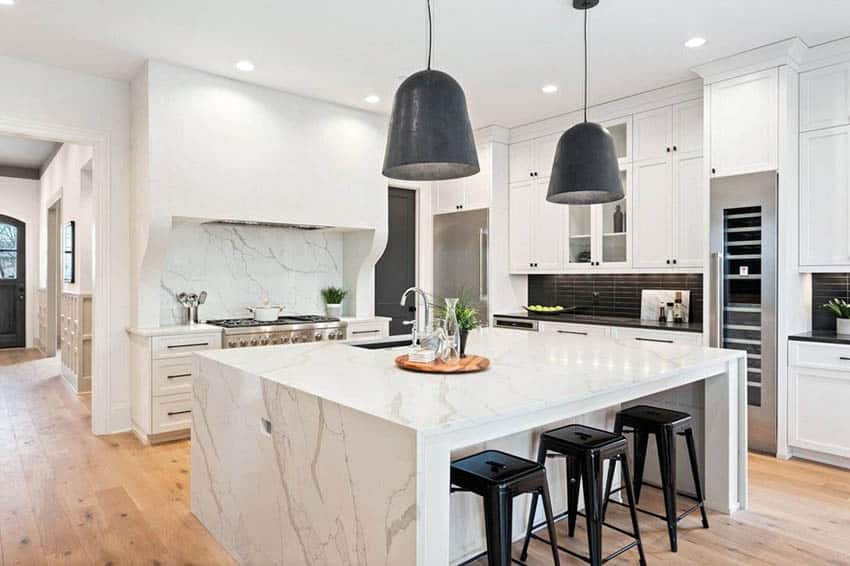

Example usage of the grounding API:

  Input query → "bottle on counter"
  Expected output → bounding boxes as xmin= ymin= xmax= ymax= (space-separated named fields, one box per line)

xmin=673 ymin=292 xmax=684 ymax=323
xmin=666 ymin=302 xmax=675 ymax=323
xmin=658 ymin=305 xmax=667 ymax=322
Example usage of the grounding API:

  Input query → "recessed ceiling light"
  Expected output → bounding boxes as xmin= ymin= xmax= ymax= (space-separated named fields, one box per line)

xmin=685 ymin=37 xmax=707 ymax=48
xmin=363 ymin=94 xmax=381 ymax=104
xmin=542 ymin=84 xmax=559 ymax=94
xmin=235 ymin=60 xmax=255 ymax=72
xmin=0 ymin=0 xmax=16 ymax=5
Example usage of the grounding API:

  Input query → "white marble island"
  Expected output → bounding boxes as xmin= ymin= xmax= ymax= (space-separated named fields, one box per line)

xmin=191 ymin=328 xmax=747 ymax=565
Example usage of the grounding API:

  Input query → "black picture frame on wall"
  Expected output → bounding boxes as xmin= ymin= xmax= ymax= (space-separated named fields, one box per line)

xmin=63 ymin=221 xmax=75 ymax=283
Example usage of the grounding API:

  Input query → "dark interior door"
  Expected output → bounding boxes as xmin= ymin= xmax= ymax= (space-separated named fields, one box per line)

xmin=375 ymin=188 xmax=416 ymax=335
xmin=0 ymin=215 xmax=26 ymax=349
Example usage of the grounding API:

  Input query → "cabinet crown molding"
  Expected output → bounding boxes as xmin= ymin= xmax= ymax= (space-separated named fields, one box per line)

xmin=693 ymin=37 xmax=808 ymax=84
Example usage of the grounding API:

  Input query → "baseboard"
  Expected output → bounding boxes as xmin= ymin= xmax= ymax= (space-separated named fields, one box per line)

xmin=789 ymin=447 xmax=850 ymax=470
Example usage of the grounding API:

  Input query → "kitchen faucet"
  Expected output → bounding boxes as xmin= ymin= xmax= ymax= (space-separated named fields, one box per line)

xmin=400 ymin=287 xmax=431 ymax=345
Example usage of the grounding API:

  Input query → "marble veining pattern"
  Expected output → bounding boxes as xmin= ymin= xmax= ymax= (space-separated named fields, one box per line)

xmin=191 ymin=356 xmax=417 ymax=565
xmin=161 ymin=222 xmax=343 ymax=324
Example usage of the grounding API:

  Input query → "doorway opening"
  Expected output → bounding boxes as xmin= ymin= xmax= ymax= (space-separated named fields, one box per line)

xmin=375 ymin=187 xmax=417 ymax=335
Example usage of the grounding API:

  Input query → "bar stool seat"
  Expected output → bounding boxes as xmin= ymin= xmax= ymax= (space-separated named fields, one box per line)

xmin=451 ymin=450 xmax=561 ymax=566
xmin=603 ymin=405 xmax=710 ymax=553
xmin=520 ymin=425 xmax=647 ymax=566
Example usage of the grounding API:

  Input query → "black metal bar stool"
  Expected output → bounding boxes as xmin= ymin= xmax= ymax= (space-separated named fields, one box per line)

xmin=451 ymin=449 xmax=561 ymax=566
xmin=520 ymin=424 xmax=647 ymax=566
xmin=602 ymin=405 xmax=709 ymax=553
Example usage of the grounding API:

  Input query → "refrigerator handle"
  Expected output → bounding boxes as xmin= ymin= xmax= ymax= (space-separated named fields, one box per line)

xmin=710 ymin=252 xmax=723 ymax=347
xmin=479 ymin=228 xmax=488 ymax=301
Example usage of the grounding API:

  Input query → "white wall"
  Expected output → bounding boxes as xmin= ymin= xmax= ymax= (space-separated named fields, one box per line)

xmin=0 ymin=54 xmax=131 ymax=434
xmin=0 ymin=175 xmax=40 ymax=347
xmin=39 ymin=143 xmax=95 ymax=294
xmin=133 ymin=60 xmax=390 ymax=326
xmin=160 ymin=222 xmax=344 ymax=323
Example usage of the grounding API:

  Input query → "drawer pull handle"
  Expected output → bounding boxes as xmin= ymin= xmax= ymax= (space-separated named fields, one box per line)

xmin=352 ymin=330 xmax=380 ymax=335
xmin=167 ymin=342 xmax=209 ymax=349
xmin=558 ymin=330 xmax=588 ymax=336
xmin=635 ymin=337 xmax=674 ymax=344
xmin=167 ymin=373 xmax=192 ymax=379
xmin=840 ymin=357 xmax=850 ymax=361
xmin=167 ymin=410 xmax=192 ymax=417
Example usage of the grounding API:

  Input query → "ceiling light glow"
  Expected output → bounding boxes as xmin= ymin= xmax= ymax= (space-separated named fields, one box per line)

xmin=685 ymin=37 xmax=707 ymax=48
xmin=0 ymin=0 xmax=16 ymax=5
xmin=235 ymin=60 xmax=255 ymax=72
xmin=364 ymin=94 xmax=381 ymax=104
xmin=542 ymin=84 xmax=559 ymax=94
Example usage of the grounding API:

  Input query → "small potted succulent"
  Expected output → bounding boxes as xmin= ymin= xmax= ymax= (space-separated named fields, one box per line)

xmin=321 ymin=287 xmax=348 ymax=318
xmin=823 ymin=298 xmax=850 ymax=335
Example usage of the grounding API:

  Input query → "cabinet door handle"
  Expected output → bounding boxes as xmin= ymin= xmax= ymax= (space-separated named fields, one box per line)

xmin=167 ymin=373 xmax=192 ymax=379
xmin=167 ymin=410 xmax=192 ymax=416
xmin=529 ymin=172 xmax=534 ymax=178
xmin=167 ymin=342 xmax=209 ymax=349
xmin=666 ymin=259 xmax=671 ymax=265
xmin=558 ymin=330 xmax=588 ymax=336
xmin=712 ymin=167 xmax=716 ymax=174
xmin=672 ymin=259 xmax=677 ymax=264
xmin=839 ymin=357 xmax=850 ymax=361
xmin=352 ymin=329 xmax=379 ymax=335
xmin=666 ymin=147 xmax=671 ymax=153
xmin=635 ymin=337 xmax=674 ymax=344
xmin=673 ymin=146 xmax=677 ymax=151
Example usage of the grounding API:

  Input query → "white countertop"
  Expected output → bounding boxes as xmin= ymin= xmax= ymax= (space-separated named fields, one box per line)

xmin=196 ymin=327 xmax=744 ymax=435
xmin=126 ymin=323 xmax=223 ymax=337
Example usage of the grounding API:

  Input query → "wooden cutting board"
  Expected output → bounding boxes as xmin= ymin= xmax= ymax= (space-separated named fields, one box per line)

xmin=394 ymin=354 xmax=490 ymax=374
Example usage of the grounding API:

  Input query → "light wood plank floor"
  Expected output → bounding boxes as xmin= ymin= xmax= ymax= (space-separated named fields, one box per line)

xmin=1 ymin=349 xmax=849 ymax=565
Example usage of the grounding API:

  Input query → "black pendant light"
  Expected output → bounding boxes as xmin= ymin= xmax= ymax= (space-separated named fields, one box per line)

xmin=547 ymin=0 xmax=623 ymax=205
xmin=382 ymin=0 xmax=479 ymax=181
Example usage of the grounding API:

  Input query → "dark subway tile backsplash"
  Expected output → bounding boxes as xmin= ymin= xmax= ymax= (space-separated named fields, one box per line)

xmin=812 ymin=273 xmax=850 ymax=331
xmin=528 ymin=273 xmax=704 ymax=322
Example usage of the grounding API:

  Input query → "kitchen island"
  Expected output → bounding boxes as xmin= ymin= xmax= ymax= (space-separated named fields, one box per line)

xmin=191 ymin=328 xmax=747 ymax=565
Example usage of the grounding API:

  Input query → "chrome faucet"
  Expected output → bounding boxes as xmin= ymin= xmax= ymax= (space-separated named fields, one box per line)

xmin=400 ymin=287 xmax=431 ymax=345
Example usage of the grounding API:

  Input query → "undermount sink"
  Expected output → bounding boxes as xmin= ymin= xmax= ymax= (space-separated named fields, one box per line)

xmin=349 ymin=338 xmax=413 ymax=350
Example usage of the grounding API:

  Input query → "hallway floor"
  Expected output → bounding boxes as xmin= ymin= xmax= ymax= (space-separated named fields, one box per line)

xmin=0 ymin=349 xmax=848 ymax=565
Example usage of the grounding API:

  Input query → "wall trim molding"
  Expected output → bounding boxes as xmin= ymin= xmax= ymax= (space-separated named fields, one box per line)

xmin=0 ymin=165 xmax=39 ymax=179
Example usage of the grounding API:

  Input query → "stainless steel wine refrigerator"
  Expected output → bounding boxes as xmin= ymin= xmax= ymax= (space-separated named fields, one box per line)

xmin=709 ymin=171 xmax=778 ymax=454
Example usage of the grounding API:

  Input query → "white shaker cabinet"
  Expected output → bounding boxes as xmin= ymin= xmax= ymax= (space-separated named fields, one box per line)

xmin=673 ymin=155 xmax=706 ymax=268
xmin=433 ymin=143 xmax=492 ymax=214
xmin=632 ymin=157 xmax=674 ymax=268
xmin=509 ymin=133 xmax=560 ymax=183
xmin=709 ymin=68 xmax=778 ymax=177
xmin=799 ymin=125 xmax=850 ymax=269
xmin=509 ymin=180 xmax=563 ymax=272
xmin=633 ymin=106 xmax=672 ymax=162
xmin=800 ymin=62 xmax=850 ymax=133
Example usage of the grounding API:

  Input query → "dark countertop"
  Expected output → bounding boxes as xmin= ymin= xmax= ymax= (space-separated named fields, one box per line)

xmin=788 ymin=331 xmax=850 ymax=345
xmin=493 ymin=312 xmax=704 ymax=334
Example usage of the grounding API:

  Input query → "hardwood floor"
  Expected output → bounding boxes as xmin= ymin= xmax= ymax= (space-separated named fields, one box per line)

xmin=0 ymin=348 xmax=848 ymax=565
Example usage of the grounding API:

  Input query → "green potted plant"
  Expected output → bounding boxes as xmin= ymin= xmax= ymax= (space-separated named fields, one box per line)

xmin=321 ymin=287 xmax=348 ymax=318
xmin=823 ymin=298 xmax=850 ymax=334
xmin=437 ymin=295 xmax=480 ymax=357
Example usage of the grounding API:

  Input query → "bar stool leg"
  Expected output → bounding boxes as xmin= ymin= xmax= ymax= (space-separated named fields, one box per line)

xmin=483 ymin=488 xmax=513 ymax=566
xmin=620 ymin=453 xmax=647 ymax=566
xmin=657 ymin=427 xmax=679 ymax=552
xmin=601 ymin=416 xmax=623 ymax=520
xmin=684 ymin=427 xmax=710 ymax=529
xmin=566 ymin=456 xmax=581 ymax=538
xmin=520 ymin=442 xmax=548 ymax=560
xmin=581 ymin=453 xmax=604 ymax=566
xmin=539 ymin=481 xmax=562 ymax=566
xmin=632 ymin=430 xmax=649 ymax=504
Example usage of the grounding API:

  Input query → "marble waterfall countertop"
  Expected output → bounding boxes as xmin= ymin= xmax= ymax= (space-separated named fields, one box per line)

xmin=195 ymin=327 xmax=743 ymax=435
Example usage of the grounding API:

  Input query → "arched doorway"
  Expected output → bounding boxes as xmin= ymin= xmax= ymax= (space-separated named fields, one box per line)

xmin=0 ymin=214 xmax=25 ymax=348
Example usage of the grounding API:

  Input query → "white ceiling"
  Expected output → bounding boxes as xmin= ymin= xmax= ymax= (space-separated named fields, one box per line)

xmin=1 ymin=1 xmax=849 ymax=127
xmin=0 ymin=134 xmax=58 ymax=169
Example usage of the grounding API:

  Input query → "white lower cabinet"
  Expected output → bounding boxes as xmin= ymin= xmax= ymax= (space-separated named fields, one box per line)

xmin=344 ymin=319 xmax=390 ymax=341
xmin=129 ymin=330 xmax=221 ymax=444
xmin=611 ymin=326 xmax=703 ymax=346
xmin=788 ymin=341 xmax=850 ymax=464
xmin=539 ymin=321 xmax=608 ymax=338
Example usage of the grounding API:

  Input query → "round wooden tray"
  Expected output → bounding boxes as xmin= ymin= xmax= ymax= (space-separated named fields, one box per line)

xmin=395 ymin=354 xmax=490 ymax=374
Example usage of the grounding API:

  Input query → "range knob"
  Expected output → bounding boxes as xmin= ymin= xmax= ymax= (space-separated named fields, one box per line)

xmin=250 ymin=338 xmax=258 ymax=346
xmin=315 ymin=333 xmax=323 ymax=341
xmin=239 ymin=339 xmax=247 ymax=347
xmin=228 ymin=341 xmax=237 ymax=348
xmin=261 ymin=337 xmax=269 ymax=345
xmin=328 ymin=333 xmax=336 ymax=340
xmin=282 ymin=336 xmax=291 ymax=344
xmin=292 ymin=335 xmax=300 ymax=343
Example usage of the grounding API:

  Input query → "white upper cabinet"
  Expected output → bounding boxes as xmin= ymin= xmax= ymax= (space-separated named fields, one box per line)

xmin=673 ymin=155 xmax=705 ymax=267
xmin=799 ymin=125 xmax=850 ymax=269
xmin=509 ymin=133 xmax=561 ymax=183
xmin=633 ymin=106 xmax=673 ymax=162
xmin=600 ymin=116 xmax=632 ymax=164
xmin=800 ymin=63 xmax=850 ymax=133
xmin=433 ymin=143 xmax=492 ymax=214
xmin=673 ymin=99 xmax=704 ymax=158
xmin=709 ymin=68 xmax=778 ymax=177
xmin=632 ymin=157 xmax=674 ymax=268
xmin=509 ymin=179 xmax=563 ymax=271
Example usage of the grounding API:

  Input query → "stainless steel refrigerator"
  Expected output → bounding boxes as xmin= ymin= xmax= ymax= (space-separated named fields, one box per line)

xmin=709 ymin=171 xmax=777 ymax=454
xmin=433 ymin=209 xmax=489 ymax=325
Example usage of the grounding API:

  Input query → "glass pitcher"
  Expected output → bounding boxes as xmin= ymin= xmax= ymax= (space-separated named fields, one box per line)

xmin=441 ymin=298 xmax=461 ymax=363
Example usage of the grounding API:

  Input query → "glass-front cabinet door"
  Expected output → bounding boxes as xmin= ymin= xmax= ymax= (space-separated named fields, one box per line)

xmin=566 ymin=205 xmax=593 ymax=267
xmin=598 ymin=165 xmax=631 ymax=267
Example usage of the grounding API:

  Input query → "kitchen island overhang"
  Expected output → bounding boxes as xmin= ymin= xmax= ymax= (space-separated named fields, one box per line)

xmin=190 ymin=328 xmax=747 ymax=565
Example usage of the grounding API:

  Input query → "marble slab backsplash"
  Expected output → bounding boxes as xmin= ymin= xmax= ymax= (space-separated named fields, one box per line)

xmin=160 ymin=222 xmax=343 ymax=324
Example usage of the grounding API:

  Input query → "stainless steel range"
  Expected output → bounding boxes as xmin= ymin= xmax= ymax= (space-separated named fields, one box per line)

xmin=207 ymin=315 xmax=347 ymax=348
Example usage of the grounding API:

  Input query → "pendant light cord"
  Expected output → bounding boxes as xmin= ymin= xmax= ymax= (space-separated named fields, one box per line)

xmin=583 ymin=5 xmax=588 ymax=123
xmin=426 ymin=0 xmax=433 ymax=70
